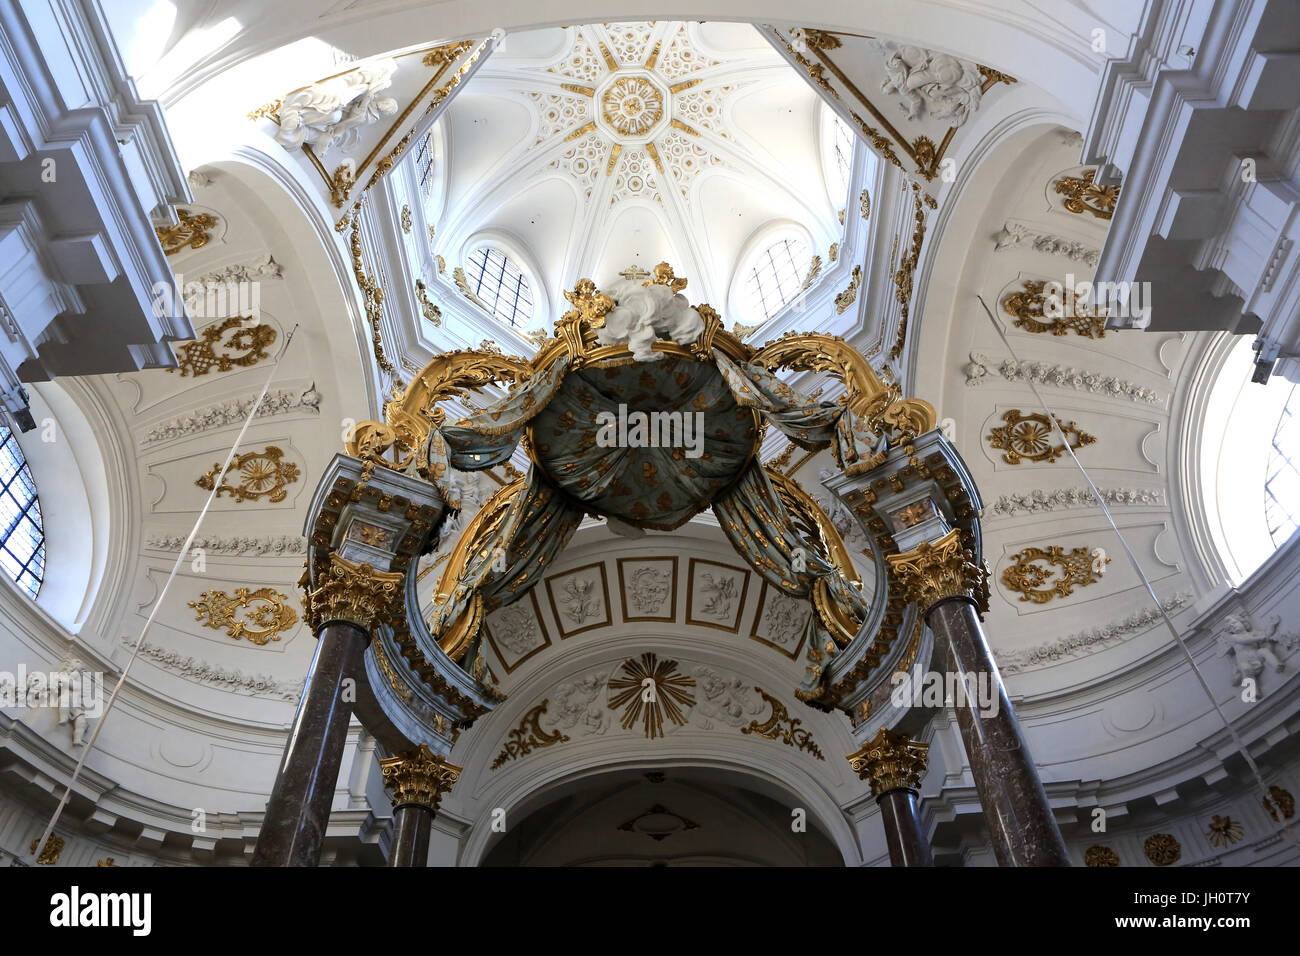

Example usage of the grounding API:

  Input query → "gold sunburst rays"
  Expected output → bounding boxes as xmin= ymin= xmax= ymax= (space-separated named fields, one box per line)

xmin=607 ymin=652 xmax=696 ymax=739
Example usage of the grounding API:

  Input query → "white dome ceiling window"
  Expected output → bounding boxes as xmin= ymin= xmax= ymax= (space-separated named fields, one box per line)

xmin=465 ymin=246 xmax=535 ymax=328
xmin=743 ymin=236 xmax=813 ymax=321
xmin=1264 ymin=384 xmax=1300 ymax=548
xmin=0 ymin=425 xmax=45 ymax=598
xmin=824 ymin=111 xmax=855 ymax=208
xmin=1193 ymin=335 xmax=1300 ymax=584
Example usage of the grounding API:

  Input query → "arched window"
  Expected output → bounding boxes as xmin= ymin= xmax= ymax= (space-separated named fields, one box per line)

xmin=465 ymin=246 xmax=534 ymax=327
xmin=829 ymin=117 xmax=854 ymax=202
xmin=0 ymin=425 xmax=44 ymax=597
xmin=744 ymin=238 xmax=812 ymax=320
xmin=1265 ymin=384 xmax=1300 ymax=547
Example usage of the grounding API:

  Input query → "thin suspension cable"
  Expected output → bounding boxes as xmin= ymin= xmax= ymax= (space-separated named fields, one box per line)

xmin=30 ymin=323 xmax=300 ymax=861
xmin=975 ymin=295 xmax=1297 ymax=848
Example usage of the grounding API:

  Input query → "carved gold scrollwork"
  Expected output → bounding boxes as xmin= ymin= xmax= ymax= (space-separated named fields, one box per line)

xmin=987 ymin=409 xmax=1096 ymax=464
xmin=156 ymin=208 xmax=217 ymax=255
xmin=188 ymin=587 xmax=298 ymax=645
xmin=742 ymin=687 xmax=825 ymax=760
xmin=170 ymin=317 xmax=277 ymax=377
xmin=491 ymin=700 xmax=568 ymax=769
xmin=1000 ymin=545 xmax=1106 ymax=604
xmin=1001 ymin=279 xmax=1107 ymax=338
xmin=1054 ymin=168 xmax=1119 ymax=220
xmin=847 ymin=727 xmax=928 ymax=796
xmin=750 ymin=332 xmax=937 ymax=449
xmin=378 ymin=743 xmax=461 ymax=811
xmin=195 ymin=446 xmax=300 ymax=502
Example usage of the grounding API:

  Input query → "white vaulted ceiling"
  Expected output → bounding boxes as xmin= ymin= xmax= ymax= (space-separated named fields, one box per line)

xmin=432 ymin=21 xmax=846 ymax=312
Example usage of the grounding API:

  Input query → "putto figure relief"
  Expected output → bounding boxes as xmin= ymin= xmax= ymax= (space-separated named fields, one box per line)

xmin=1219 ymin=614 xmax=1291 ymax=690
xmin=275 ymin=59 xmax=400 ymax=153
xmin=877 ymin=42 xmax=983 ymax=126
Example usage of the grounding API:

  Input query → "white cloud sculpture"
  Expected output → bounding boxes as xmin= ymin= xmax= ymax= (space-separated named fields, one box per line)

xmin=596 ymin=277 xmax=704 ymax=362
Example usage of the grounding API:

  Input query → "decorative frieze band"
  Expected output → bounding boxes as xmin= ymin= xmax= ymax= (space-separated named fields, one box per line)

xmin=983 ymin=487 xmax=1165 ymax=520
xmin=132 ymin=640 xmax=304 ymax=699
xmin=145 ymin=534 xmax=307 ymax=556
xmin=965 ymin=351 xmax=1159 ymax=404
xmin=993 ymin=221 xmax=1099 ymax=265
xmin=143 ymin=384 xmax=321 ymax=445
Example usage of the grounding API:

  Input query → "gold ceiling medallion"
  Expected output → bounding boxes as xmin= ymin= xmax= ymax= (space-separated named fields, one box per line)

xmin=1084 ymin=845 xmax=1120 ymax=867
xmin=834 ymin=265 xmax=862 ymax=314
xmin=1001 ymin=279 xmax=1107 ymax=338
xmin=1054 ymin=168 xmax=1119 ymax=220
xmin=1000 ymin=545 xmax=1107 ymax=604
xmin=491 ymin=700 xmax=568 ymax=769
xmin=847 ymin=727 xmax=928 ymax=795
xmin=156 ymin=208 xmax=217 ymax=255
xmin=379 ymin=743 xmax=461 ymax=811
xmin=601 ymin=76 xmax=665 ymax=136
xmin=415 ymin=278 xmax=442 ymax=326
xmin=988 ymin=409 xmax=1096 ymax=465
xmin=187 ymin=587 xmax=299 ymax=645
xmin=608 ymin=652 xmax=696 ymax=739
xmin=1144 ymin=833 xmax=1181 ymax=866
xmin=742 ymin=687 xmax=825 ymax=759
xmin=1206 ymin=814 xmax=1244 ymax=848
xmin=170 ymin=316 xmax=276 ymax=377
xmin=1264 ymin=785 xmax=1296 ymax=821
xmin=195 ymin=446 xmax=301 ymax=503
xmin=30 ymin=834 xmax=64 ymax=865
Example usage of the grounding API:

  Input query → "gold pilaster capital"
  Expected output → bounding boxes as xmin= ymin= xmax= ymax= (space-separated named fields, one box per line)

xmin=847 ymin=728 xmax=929 ymax=797
xmin=379 ymin=743 xmax=462 ymax=811
xmin=885 ymin=528 xmax=986 ymax=613
xmin=304 ymin=552 xmax=404 ymax=634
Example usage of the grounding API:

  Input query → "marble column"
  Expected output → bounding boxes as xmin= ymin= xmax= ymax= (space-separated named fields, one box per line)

xmin=848 ymin=727 xmax=933 ymax=867
xmin=888 ymin=530 xmax=1071 ymax=867
xmin=251 ymin=554 xmax=404 ymax=867
xmin=379 ymin=743 xmax=462 ymax=867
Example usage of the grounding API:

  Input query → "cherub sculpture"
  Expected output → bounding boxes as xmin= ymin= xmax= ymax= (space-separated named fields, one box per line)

xmin=1219 ymin=614 xmax=1286 ymax=689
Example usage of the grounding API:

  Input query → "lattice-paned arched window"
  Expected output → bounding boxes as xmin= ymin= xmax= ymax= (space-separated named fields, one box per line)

xmin=744 ymin=238 xmax=812 ymax=320
xmin=0 ymin=426 xmax=44 ymax=597
xmin=465 ymin=246 xmax=534 ymax=328
xmin=829 ymin=117 xmax=854 ymax=202
xmin=1265 ymin=383 xmax=1300 ymax=547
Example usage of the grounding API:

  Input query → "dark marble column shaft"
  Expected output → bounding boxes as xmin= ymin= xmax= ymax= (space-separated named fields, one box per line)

xmin=251 ymin=621 xmax=368 ymax=867
xmin=927 ymin=597 xmax=1071 ymax=867
xmin=877 ymin=788 xmax=933 ymax=867
xmin=387 ymin=804 xmax=433 ymax=867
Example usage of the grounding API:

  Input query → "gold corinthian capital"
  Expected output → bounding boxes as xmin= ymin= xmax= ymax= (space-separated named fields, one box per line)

xmin=885 ymin=528 xmax=984 ymax=613
xmin=847 ymin=727 xmax=929 ymax=797
xmin=379 ymin=743 xmax=462 ymax=811
xmin=304 ymin=553 xmax=405 ymax=634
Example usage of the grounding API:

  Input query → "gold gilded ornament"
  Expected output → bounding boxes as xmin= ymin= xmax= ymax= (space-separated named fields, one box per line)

xmin=1206 ymin=814 xmax=1243 ymax=848
xmin=885 ymin=528 xmax=986 ymax=612
xmin=743 ymin=688 xmax=824 ymax=760
xmin=379 ymin=743 xmax=461 ymax=811
xmin=1001 ymin=279 xmax=1107 ymax=338
xmin=492 ymin=701 xmax=569 ymax=769
xmin=1263 ymin=785 xmax=1295 ymax=821
xmin=601 ymin=76 xmax=665 ymax=136
xmin=987 ymin=409 xmax=1095 ymax=465
xmin=1085 ymin=845 xmax=1119 ymax=867
xmin=303 ymin=552 xmax=404 ymax=633
xmin=156 ymin=208 xmax=217 ymax=255
xmin=195 ymin=446 xmax=300 ymax=503
xmin=170 ymin=316 xmax=277 ymax=377
xmin=846 ymin=727 xmax=928 ymax=796
xmin=30 ymin=834 xmax=64 ymax=865
xmin=1000 ymin=545 xmax=1106 ymax=604
xmin=608 ymin=652 xmax=696 ymax=739
xmin=834 ymin=265 xmax=862 ymax=314
xmin=1144 ymin=832 xmax=1180 ymax=866
xmin=1054 ymin=168 xmax=1119 ymax=220
xmin=188 ymin=587 xmax=298 ymax=645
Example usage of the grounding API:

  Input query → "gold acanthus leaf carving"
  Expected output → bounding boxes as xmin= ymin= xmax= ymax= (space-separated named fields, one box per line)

xmin=742 ymin=687 xmax=825 ymax=760
xmin=491 ymin=700 xmax=569 ymax=769
xmin=1054 ymin=168 xmax=1119 ymax=220
xmin=30 ymin=834 xmax=64 ymax=865
xmin=303 ymin=553 xmax=404 ymax=633
xmin=834 ymin=265 xmax=862 ymax=314
xmin=1144 ymin=833 xmax=1180 ymax=866
xmin=188 ymin=587 xmax=298 ymax=645
xmin=349 ymin=213 xmax=397 ymax=375
xmin=1084 ymin=845 xmax=1120 ymax=867
xmin=195 ymin=446 xmax=300 ymax=503
xmin=1001 ymin=279 xmax=1107 ymax=338
xmin=156 ymin=208 xmax=217 ymax=255
xmin=415 ymin=278 xmax=442 ymax=326
xmin=885 ymin=528 xmax=987 ymax=612
xmin=847 ymin=727 xmax=928 ymax=796
xmin=987 ymin=409 xmax=1096 ymax=465
xmin=169 ymin=316 xmax=277 ymax=377
xmin=1000 ymin=545 xmax=1107 ymax=604
xmin=379 ymin=743 xmax=461 ymax=811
